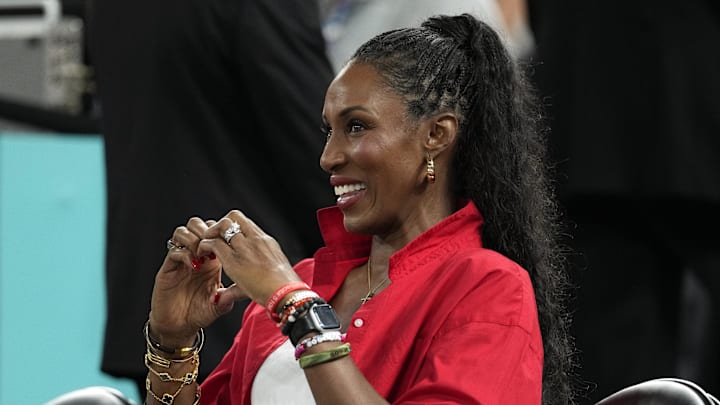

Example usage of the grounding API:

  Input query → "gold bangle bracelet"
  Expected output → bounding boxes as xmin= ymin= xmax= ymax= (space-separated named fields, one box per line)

xmin=298 ymin=343 xmax=352 ymax=369
xmin=144 ymin=321 xmax=204 ymax=358
xmin=145 ymin=353 xmax=199 ymax=384
xmin=145 ymin=350 xmax=197 ymax=369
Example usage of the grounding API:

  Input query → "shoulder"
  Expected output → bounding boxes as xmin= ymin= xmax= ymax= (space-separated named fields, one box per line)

xmin=439 ymin=248 xmax=538 ymax=333
xmin=446 ymin=247 xmax=531 ymax=291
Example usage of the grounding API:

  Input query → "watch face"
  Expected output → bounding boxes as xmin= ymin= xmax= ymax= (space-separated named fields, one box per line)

xmin=313 ymin=304 xmax=341 ymax=329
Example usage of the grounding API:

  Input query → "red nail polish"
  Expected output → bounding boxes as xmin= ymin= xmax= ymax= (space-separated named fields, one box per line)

xmin=212 ymin=292 xmax=221 ymax=305
xmin=208 ymin=252 xmax=216 ymax=260
xmin=191 ymin=259 xmax=200 ymax=270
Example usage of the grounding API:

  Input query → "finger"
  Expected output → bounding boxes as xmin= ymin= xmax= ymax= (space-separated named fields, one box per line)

xmin=206 ymin=217 xmax=246 ymax=245
xmin=206 ymin=210 xmax=259 ymax=239
xmin=172 ymin=225 xmax=202 ymax=253
xmin=162 ymin=244 xmax=196 ymax=273
xmin=204 ymin=217 xmax=235 ymax=239
xmin=197 ymin=237 xmax=235 ymax=264
xmin=212 ymin=284 xmax=248 ymax=314
xmin=225 ymin=209 xmax=264 ymax=238
xmin=186 ymin=217 xmax=211 ymax=238
xmin=186 ymin=218 xmax=220 ymax=263
xmin=170 ymin=225 xmax=210 ymax=270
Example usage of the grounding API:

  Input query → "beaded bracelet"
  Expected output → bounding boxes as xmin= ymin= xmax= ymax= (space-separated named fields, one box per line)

xmin=280 ymin=297 xmax=327 ymax=336
xmin=272 ymin=290 xmax=320 ymax=323
xmin=265 ymin=281 xmax=311 ymax=318
xmin=298 ymin=343 xmax=352 ymax=369
xmin=270 ymin=290 xmax=319 ymax=326
xmin=294 ymin=331 xmax=346 ymax=360
xmin=279 ymin=296 xmax=322 ymax=327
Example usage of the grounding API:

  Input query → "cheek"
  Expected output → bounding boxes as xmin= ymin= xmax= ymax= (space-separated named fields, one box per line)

xmin=350 ymin=130 xmax=420 ymax=184
xmin=372 ymin=151 xmax=420 ymax=190
xmin=350 ymin=140 xmax=385 ymax=170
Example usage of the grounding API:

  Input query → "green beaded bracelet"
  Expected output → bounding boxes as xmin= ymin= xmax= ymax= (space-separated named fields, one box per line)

xmin=298 ymin=343 xmax=352 ymax=369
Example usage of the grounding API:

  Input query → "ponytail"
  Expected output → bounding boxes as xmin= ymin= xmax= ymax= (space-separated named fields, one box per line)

xmin=353 ymin=14 xmax=575 ymax=404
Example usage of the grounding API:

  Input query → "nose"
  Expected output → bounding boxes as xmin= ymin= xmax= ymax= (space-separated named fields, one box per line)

xmin=319 ymin=133 xmax=345 ymax=173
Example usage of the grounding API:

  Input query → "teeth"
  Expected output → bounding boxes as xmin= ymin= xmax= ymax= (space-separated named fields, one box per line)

xmin=334 ymin=183 xmax=367 ymax=196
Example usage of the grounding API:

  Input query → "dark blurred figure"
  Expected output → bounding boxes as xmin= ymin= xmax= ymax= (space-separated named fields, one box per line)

xmin=529 ymin=1 xmax=720 ymax=402
xmin=87 ymin=0 xmax=333 ymax=398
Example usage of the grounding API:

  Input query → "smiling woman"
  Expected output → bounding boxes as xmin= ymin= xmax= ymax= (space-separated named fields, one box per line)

xmin=319 ymin=62 xmax=449 ymax=238
xmin=58 ymin=13 xmax=575 ymax=405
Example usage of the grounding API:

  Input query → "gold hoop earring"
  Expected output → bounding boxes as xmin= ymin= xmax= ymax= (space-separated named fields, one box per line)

xmin=426 ymin=152 xmax=436 ymax=183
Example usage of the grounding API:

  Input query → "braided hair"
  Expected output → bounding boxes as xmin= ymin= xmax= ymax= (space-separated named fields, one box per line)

xmin=352 ymin=14 xmax=575 ymax=404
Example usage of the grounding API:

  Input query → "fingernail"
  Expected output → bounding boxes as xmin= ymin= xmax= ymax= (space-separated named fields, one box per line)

xmin=208 ymin=252 xmax=216 ymax=260
xmin=191 ymin=259 xmax=200 ymax=270
xmin=212 ymin=292 xmax=221 ymax=305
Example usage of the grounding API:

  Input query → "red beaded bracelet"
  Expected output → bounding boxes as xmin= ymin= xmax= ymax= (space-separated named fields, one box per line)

xmin=274 ymin=291 xmax=319 ymax=324
xmin=279 ymin=296 xmax=318 ymax=326
xmin=265 ymin=281 xmax=311 ymax=319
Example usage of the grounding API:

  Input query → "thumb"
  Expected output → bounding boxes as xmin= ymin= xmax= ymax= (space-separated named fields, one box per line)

xmin=213 ymin=284 xmax=248 ymax=314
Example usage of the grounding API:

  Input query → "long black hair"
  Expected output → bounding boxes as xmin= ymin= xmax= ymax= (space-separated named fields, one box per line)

xmin=352 ymin=14 xmax=575 ymax=404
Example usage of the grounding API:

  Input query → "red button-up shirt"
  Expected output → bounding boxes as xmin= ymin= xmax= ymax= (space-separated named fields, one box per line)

xmin=201 ymin=201 xmax=543 ymax=404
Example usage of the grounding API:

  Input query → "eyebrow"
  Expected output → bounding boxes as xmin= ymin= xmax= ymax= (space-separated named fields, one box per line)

xmin=339 ymin=105 xmax=371 ymax=117
xmin=322 ymin=105 xmax=371 ymax=124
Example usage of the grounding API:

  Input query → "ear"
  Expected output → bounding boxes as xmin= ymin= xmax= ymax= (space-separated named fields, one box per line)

xmin=423 ymin=112 xmax=458 ymax=155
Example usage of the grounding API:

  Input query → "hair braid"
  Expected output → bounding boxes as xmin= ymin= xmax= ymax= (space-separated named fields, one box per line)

xmin=352 ymin=14 xmax=576 ymax=404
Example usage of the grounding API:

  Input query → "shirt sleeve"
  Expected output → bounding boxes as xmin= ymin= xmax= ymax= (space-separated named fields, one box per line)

xmin=199 ymin=335 xmax=238 ymax=404
xmin=396 ymin=322 xmax=542 ymax=404
xmin=393 ymin=264 xmax=544 ymax=404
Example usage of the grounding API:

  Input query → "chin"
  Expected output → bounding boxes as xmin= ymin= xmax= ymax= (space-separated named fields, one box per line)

xmin=341 ymin=212 xmax=374 ymax=236
xmin=342 ymin=217 xmax=364 ymax=234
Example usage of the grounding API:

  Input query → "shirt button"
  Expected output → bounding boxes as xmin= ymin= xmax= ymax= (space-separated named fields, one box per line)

xmin=353 ymin=318 xmax=364 ymax=328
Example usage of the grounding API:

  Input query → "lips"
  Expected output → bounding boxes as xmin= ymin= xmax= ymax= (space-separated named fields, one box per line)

xmin=329 ymin=177 xmax=367 ymax=209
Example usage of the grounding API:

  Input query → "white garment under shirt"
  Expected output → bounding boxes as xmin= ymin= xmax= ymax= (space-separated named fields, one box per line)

xmin=250 ymin=340 xmax=316 ymax=404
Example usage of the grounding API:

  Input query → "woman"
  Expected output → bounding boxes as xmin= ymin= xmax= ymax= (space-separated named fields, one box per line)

xmin=145 ymin=13 xmax=574 ymax=405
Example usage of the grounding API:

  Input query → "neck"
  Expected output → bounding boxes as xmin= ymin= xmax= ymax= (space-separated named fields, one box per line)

xmin=368 ymin=194 xmax=456 ymax=277
xmin=378 ymin=195 xmax=456 ymax=252
xmin=367 ymin=238 xmax=394 ymax=279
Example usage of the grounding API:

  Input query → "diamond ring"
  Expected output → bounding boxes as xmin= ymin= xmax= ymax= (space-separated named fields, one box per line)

xmin=223 ymin=221 xmax=242 ymax=244
xmin=166 ymin=239 xmax=186 ymax=251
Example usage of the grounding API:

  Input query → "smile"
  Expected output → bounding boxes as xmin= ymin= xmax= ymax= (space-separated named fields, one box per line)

xmin=334 ymin=183 xmax=367 ymax=196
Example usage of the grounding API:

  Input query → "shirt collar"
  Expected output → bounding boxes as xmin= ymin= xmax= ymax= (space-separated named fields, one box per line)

xmin=388 ymin=200 xmax=484 ymax=278
xmin=315 ymin=199 xmax=484 ymax=272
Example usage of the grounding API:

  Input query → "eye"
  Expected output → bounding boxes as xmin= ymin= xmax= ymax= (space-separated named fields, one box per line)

xmin=320 ymin=124 xmax=333 ymax=141
xmin=347 ymin=119 xmax=367 ymax=135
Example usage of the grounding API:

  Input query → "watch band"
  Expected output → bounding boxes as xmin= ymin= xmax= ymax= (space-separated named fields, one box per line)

xmin=289 ymin=303 xmax=341 ymax=346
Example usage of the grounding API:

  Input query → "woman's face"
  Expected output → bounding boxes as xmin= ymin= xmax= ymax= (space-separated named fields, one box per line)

xmin=320 ymin=62 xmax=429 ymax=238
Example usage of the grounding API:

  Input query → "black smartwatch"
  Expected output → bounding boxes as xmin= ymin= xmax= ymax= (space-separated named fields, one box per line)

xmin=289 ymin=303 xmax=341 ymax=345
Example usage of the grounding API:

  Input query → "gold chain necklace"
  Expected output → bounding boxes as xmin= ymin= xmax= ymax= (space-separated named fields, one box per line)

xmin=360 ymin=260 xmax=389 ymax=304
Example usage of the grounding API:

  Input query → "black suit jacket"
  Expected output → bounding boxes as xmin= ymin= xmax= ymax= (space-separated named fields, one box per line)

xmin=89 ymin=0 xmax=334 ymax=379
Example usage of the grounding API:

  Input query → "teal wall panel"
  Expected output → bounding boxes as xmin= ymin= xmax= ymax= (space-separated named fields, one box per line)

xmin=0 ymin=133 xmax=139 ymax=404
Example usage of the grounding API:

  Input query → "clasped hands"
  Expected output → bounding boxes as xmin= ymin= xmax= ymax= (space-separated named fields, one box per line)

xmin=148 ymin=210 xmax=303 ymax=348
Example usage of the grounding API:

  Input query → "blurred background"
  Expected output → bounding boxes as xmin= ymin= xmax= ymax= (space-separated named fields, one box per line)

xmin=0 ymin=0 xmax=135 ymax=404
xmin=1 ymin=0 xmax=718 ymax=404
xmin=0 ymin=133 xmax=128 ymax=404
